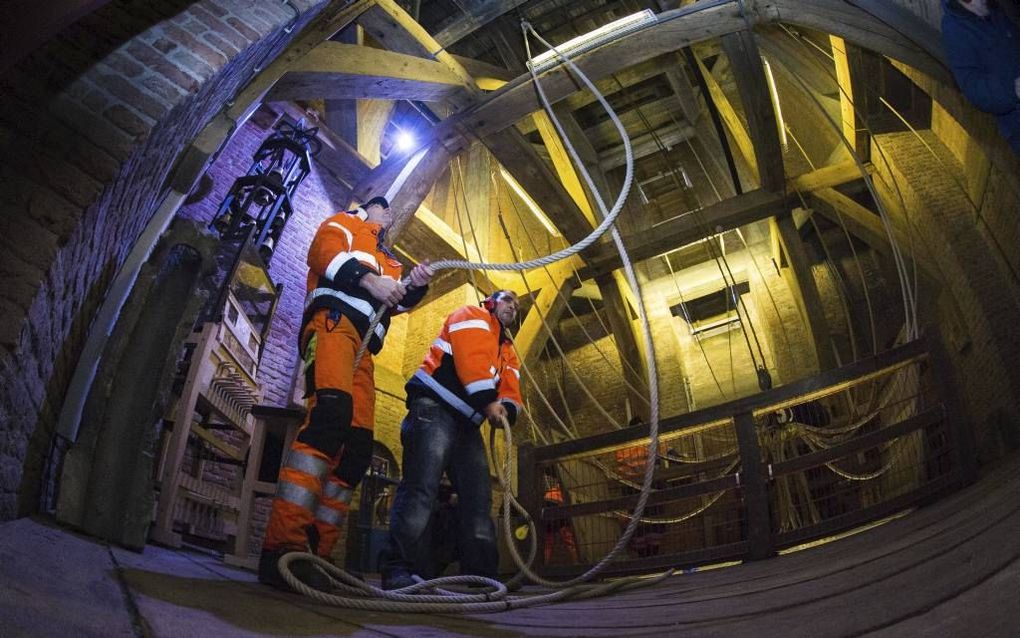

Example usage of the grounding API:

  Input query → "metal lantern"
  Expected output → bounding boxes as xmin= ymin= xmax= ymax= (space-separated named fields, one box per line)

xmin=210 ymin=117 xmax=321 ymax=263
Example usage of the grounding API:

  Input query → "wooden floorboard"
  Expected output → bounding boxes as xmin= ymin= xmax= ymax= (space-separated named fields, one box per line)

xmin=860 ymin=556 xmax=1020 ymax=638
xmin=448 ymin=501 xmax=1020 ymax=636
xmin=397 ymin=459 xmax=1020 ymax=636
xmin=3 ymin=456 xmax=1019 ymax=637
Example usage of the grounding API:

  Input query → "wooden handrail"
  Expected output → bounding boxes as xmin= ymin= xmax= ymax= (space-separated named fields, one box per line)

xmin=534 ymin=337 xmax=929 ymax=462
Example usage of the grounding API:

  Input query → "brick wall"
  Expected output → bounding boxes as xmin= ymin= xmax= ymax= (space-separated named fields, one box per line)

xmin=873 ymin=131 xmax=1020 ymax=461
xmin=177 ymin=104 xmax=351 ymax=409
xmin=0 ymin=0 xmax=330 ymax=520
xmin=745 ymin=249 xmax=815 ymax=387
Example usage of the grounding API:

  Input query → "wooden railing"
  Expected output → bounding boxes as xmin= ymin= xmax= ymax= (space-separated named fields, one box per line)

xmin=516 ymin=331 xmax=976 ymax=578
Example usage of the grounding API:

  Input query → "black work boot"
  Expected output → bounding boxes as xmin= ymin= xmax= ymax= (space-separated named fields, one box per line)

xmin=381 ymin=569 xmax=417 ymax=591
xmin=258 ymin=549 xmax=332 ymax=593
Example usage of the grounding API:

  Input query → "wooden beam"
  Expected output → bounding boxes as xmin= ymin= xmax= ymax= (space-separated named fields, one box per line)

xmin=831 ymin=35 xmax=858 ymax=156
xmin=581 ymin=189 xmax=786 ymax=279
xmin=769 ymin=0 xmax=952 ymax=86
xmin=356 ymin=99 xmax=395 ymax=167
xmin=357 ymin=0 xmax=480 ymax=111
xmin=772 ymin=212 xmax=837 ymax=371
xmin=597 ymin=124 xmax=696 ymax=171
xmin=267 ymin=42 xmax=467 ymax=102
xmin=483 ymin=126 xmax=594 ymax=245
xmin=756 ymin=27 xmax=839 ymax=98
xmin=830 ymin=36 xmax=879 ymax=161
xmin=513 ymin=268 xmax=579 ymax=367
xmin=324 ymin=99 xmax=358 ymax=149
xmin=352 ymin=140 xmax=452 ymax=239
xmin=665 ymin=61 xmax=736 ymax=200
xmin=721 ymin=30 xmax=785 ymax=192
xmin=532 ymin=111 xmax=599 ymax=229
xmin=351 ymin=148 xmax=551 ymax=295
xmin=490 ymin=14 xmax=529 ymax=72
xmin=515 ymin=56 xmax=677 ymax=135
xmin=535 ymin=105 xmax=650 ymax=412
xmin=435 ymin=1 xmax=750 ymax=147
xmin=451 ymin=54 xmax=515 ymax=90
xmin=460 ymin=144 xmax=493 ymax=258
xmin=787 ymin=160 xmax=872 ymax=193
xmin=451 ymin=0 xmax=948 ymax=144
xmin=324 ymin=24 xmax=361 ymax=148
xmin=695 ymin=54 xmax=757 ymax=188
xmin=432 ymin=0 xmax=531 ymax=49
xmin=397 ymin=204 xmax=502 ymax=293
xmin=582 ymin=95 xmax=685 ymax=145
xmin=578 ymin=160 xmax=868 ymax=278
xmin=227 ymin=0 xmax=375 ymax=122
xmin=806 ymin=187 xmax=935 ymax=277
xmin=841 ymin=0 xmax=946 ymax=69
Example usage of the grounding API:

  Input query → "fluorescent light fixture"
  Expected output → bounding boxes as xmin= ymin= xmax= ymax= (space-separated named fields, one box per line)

xmin=761 ymin=56 xmax=788 ymax=150
xmin=498 ymin=166 xmax=561 ymax=237
xmin=527 ymin=10 xmax=658 ymax=74
xmin=681 ymin=167 xmax=693 ymax=189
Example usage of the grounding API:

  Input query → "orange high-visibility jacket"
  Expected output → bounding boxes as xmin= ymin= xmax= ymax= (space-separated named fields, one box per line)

xmin=304 ymin=208 xmax=426 ymax=353
xmin=544 ymin=484 xmax=564 ymax=505
xmin=614 ymin=443 xmax=665 ymax=481
xmin=406 ymin=305 xmax=523 ymax=426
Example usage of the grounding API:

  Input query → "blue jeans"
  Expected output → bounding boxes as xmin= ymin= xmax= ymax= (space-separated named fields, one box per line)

xmin=380 ymin=397 xmax=498 ymax=579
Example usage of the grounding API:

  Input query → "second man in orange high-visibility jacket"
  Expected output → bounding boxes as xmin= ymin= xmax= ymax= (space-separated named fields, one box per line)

xmin=259 ymin=196 xmax=433 ymax=591
xmin=379 ymin=290 xmax=523 ymax=590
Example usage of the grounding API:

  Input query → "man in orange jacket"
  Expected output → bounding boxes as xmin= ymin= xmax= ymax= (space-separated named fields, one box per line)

xmin=259 ymin=196 xmax=433 ymax=591
xmin=379 ymin=290 xmax=523 ymax=589
xmin=542 ymin=467 xmax=578 ymax=564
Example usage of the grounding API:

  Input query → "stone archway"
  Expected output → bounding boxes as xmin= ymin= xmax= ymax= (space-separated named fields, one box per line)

xmin=0 ymin=0 xmax=331 ymax=521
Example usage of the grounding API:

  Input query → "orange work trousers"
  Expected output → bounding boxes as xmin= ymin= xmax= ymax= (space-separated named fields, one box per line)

xmin=263 ymin=309 xmax=375 ymax=557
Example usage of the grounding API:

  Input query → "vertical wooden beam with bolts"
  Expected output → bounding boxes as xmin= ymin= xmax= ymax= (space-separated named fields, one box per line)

xmin=771 ymin=212 xmax=838 ymax=372
xmin=721 ymin=30 xmax=786 ymax=193
xmin=830 ymin=35 xmax=877 ymax=162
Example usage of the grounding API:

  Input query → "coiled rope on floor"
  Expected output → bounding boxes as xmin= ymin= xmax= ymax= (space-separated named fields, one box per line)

xmin=277 ymin=17 xmax=671 ymax=612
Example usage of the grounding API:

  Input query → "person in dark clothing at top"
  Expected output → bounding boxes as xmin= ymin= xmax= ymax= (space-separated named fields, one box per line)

xmin=941 ymin=0 xmax=1020 ymax=153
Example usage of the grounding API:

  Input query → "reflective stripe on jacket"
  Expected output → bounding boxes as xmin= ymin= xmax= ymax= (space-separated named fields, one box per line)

xmin=304 ymin=208 xmax=426 ymax=353
xmin=406 ymin=305 xmax=523 ymax=425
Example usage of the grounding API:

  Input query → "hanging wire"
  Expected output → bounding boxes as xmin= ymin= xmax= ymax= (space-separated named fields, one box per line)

xmin=466 ymin=164 xmax=626 ymax=432
xmin=494 ymin=174 xmax=654 ymax=407
xmin=663 ymin=252 xmax=729 ymax=398
xmin=776 ymin=24 xmax=921 ymax=341
xmin=605 ymin=67 xmax=771 ymax=388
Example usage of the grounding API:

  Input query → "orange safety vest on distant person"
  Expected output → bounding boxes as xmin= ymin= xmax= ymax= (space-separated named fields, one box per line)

xmin=614 ymin=442 xmax=665 ymax=481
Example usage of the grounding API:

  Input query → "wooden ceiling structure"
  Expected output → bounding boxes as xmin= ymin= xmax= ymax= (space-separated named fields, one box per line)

xmin=224 ymin=0 xmax=951 ymax=399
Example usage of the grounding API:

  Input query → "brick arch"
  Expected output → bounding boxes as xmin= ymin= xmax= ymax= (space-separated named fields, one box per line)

xmin=0 ymin=0 xmax=332 ymax=520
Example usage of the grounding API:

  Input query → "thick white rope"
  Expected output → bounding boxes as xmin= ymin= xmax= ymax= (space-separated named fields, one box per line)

xmin=281 ymin=19 xmax=668 ymax=613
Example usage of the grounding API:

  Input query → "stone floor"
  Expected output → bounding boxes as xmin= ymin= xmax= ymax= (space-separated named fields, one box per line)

xmin=3 ymin=455 xmax=1019 ymax=637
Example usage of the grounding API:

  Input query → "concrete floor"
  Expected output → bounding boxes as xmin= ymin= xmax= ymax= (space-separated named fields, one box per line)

xmin=3 ymin=456 xmax=1019 ymax=637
